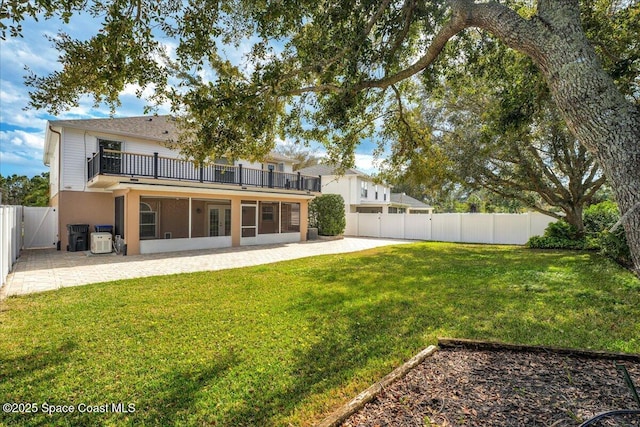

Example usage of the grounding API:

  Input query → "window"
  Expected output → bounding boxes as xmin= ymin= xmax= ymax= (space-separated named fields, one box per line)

xmin=139 ymin=197 xmax=190 ymax=239
xmin=361 ymin=181 xmax=368 ymax=198
xmin=262 ymin=205 xmax=274 ymax=221
xmin=281 ymin=203 xmax=300 ymax=233
xmin=139 ymin=202 xmax=157 ymax=239
xmin=212 ymin=158 xmax=235 ymax=183
xmin=383 ymin=188 xmax=387 ymax=201
xmin=389 ymin=207 xmax=406 ymax=214
xmin=98 ymin=139 xmax=122 ymax=174
xmin=375 ymin=185 xmax=379 ymax=200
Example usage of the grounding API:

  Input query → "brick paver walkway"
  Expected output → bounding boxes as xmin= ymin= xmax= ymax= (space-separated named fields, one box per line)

xmin=1 ymin=237 xmax=412 ymax=298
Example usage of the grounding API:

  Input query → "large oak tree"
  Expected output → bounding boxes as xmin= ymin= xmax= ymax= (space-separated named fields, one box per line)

xmin=3 ymin=0 xmax=639 ymax=272
xmin=383 ymin=40 xmax=609 ymax=232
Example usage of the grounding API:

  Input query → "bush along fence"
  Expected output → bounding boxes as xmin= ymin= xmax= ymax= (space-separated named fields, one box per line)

xmin=345 ymin=212 xmax=556 ymax=245
xmin=527 ymin=201 xmax=632 ymax=269
xmin=1 ymin=205 xmax=23 ymax=287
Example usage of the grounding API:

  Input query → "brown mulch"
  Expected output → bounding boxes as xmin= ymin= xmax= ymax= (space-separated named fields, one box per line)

xmin=342 ymin=346 xmax=640 ymax=427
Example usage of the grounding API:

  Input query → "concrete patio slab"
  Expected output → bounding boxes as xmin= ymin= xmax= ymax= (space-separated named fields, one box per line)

xmin=1 ymin=237 xmax=413 ymax=298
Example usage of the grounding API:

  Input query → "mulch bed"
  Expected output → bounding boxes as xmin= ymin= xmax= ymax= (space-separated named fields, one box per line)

xmin=341 ymin=341 xmax=640 ymax=427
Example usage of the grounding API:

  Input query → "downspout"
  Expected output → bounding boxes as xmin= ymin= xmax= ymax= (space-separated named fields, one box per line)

xmin=46 ymin=126 xmax=62 ymax=166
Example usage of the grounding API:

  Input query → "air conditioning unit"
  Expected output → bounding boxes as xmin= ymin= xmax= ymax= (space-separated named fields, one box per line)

xmin=91 ymin=232 xmax=112 ymax=254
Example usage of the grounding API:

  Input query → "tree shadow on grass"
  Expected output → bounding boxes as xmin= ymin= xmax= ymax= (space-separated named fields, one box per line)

xmin=0 ymin=340 xmax=77 ymax=386
xmin=0 ymin=341 xmax=77 ymax=425
xmin=219 ymin=244 xmax=640 ymax=425
xmin=136 ymin=351 xmax=240 ymax=426
xmin=217 ymin=299 xmax=424 ymax=426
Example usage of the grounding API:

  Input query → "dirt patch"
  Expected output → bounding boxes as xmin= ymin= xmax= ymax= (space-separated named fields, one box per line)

xmin=342 ymin=346 xmax=640 ymax=426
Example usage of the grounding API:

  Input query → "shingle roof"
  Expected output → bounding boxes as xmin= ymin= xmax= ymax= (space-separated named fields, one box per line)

xmin=49 ymin=115 xmax=294 ymax=162
xmin=297 ymin=164 xmax=365 ymax=176
xmin=390 ymin=193 xmax=432 ymax=209
xmin=266 ymin=152 xmax=296 ymax=163
xmin=51 ymin=115 xmax=180 ymax=142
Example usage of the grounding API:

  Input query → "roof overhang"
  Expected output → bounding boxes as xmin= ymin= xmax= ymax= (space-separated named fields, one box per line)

xmin=91 ymin=177 xmax=317 ymax=200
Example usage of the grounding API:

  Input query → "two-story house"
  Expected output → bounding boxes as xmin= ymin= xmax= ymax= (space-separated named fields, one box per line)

xmin=43 ymin=115 xmax=321 ymax=255
xmin=297 ymin=164 xmax=393 ymax=214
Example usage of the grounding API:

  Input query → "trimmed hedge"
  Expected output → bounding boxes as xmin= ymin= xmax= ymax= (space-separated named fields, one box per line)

xmin=309 ymin=194 xmax=346 ymax=236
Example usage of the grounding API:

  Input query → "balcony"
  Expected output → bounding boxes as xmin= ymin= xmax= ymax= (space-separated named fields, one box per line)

xmin=87 ymin=148 xmax=321 ymax=193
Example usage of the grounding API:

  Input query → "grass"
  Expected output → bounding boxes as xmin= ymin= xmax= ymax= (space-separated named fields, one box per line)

xmin=1 ymin=242 xmax=639 ymax=426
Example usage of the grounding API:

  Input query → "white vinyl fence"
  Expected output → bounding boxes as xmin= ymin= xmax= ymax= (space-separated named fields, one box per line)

xmin=23 ymin=207 xmax=57 ymax=249
xmin=346 ymin=212 xmax=556 ymax=245
xmin=1 ymin=205 xmax=23 ymax=287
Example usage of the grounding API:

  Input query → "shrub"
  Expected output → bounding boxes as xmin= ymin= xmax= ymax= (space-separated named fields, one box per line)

xmin=526 ymin=220 xmax=586 ymax=250
xmin=584 ymin=201 xmax=632 ymax=268
xmin=544 ymin=220 xmax=583 ymax=241
xmin=526 ymin=201 xmax=632 ymax=269
xmin=527 ymin=235 xmax=587 ymax=250
xmin=584 ymin=201 xmax=619 ymax=235
xmin=598 ymin=228 xmax=633 ymax=268
xmin=309 ymin=194 xmax=346 ymax=236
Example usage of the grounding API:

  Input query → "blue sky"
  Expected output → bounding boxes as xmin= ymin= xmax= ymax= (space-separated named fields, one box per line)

xmin=0 ymin=16 xmax=382 ymax=178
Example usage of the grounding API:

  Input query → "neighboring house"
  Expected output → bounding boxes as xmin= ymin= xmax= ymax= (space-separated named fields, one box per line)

xmin=44 ymin=115 xmax=321 ymax=255
xmin=297 ymin=164 xmax=433 ymax=214
xmin=389 ymin=193 xmax=433 ymax=214
xmin=297 ymin=164 xmax=392 ymax=214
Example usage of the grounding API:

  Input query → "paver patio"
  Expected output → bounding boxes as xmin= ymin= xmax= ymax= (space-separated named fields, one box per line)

xmin=1 ymin=237 xmax=411 ymax=298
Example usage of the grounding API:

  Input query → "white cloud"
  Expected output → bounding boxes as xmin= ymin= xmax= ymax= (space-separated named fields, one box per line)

xmin=0 ymin=139 xmax=47 ymax=177
xmin=0 ymin=37 xmax=59 ymax=78
xmin=354 ymin=153 xmax=381 ymax=174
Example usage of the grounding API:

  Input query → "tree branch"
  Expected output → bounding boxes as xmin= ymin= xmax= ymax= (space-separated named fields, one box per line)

xmin=384 ymin=0 xmax=419 ymax=60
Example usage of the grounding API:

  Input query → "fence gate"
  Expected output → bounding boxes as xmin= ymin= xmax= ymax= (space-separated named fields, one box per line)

xmin=23 ymin=207 xmax=58 ymax=249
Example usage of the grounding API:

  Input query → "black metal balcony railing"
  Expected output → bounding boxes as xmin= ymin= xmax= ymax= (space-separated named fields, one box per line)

xmin=87 ymin=148 xmax=322 ymax=192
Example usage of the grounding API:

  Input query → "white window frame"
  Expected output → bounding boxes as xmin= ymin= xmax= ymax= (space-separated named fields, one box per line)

xmin=139 ymin=202 xmax=157 ymax=239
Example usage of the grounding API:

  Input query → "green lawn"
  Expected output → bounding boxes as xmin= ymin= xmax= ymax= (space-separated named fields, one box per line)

xmin=1 ymin=242 xmax=639 ymax=426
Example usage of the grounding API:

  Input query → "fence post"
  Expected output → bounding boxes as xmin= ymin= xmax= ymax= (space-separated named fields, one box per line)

xmin=1 ymin=207 xmax=5 ymax=286
xmin=491 ymin=213 xmax=497 ymax=244
xmin=153 ymin=152 xmax=159 ymax=179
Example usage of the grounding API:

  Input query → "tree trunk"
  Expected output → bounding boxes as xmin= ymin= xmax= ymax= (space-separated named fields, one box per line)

xmin=459 ymin=1 xmax=640 ymax=274
xmin=528 ymin=12 xmax=640 ymax=274
xmin=564 ymin=205 xmax=585 ymax=235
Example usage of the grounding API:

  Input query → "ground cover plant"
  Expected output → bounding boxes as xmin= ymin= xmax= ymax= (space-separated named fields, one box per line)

xmin=1 ymin=242 xmax=639 ymax=426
